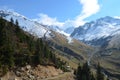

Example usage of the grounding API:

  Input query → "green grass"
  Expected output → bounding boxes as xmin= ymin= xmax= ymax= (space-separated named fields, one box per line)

xmin=49 ymin=31 xmax=92 ymax=60
xmin=91 ymin=50 xmax=120 ymax=79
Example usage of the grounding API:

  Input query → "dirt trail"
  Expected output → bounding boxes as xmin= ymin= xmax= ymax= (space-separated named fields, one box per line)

xmin=0 ymin=65 xmax=75 ymax=80
xmin=43 ymin=72 xmax=75 ymax=80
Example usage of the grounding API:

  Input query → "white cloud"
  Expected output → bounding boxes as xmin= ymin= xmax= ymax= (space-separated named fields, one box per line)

xmin=74 ymin=0 xmax=100 ymax=27
xmin=114 ymin=16 xmax=120 ymax=19
xmin=34 ymin=0 xmax=100 ymax=29
xmin=79 ymin=0 xmax=100 ymax=19
xmin=34 ymin=13 xmax=64 ymax=27
xmin=66 ymin=0 xmax=100 ymax=27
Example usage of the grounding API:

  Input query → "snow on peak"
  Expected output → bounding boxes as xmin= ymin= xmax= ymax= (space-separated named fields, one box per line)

xmin=71 ymin=16 xmax=120 ymax=41
xmin=0 ymin=9 xmax=74 ymax=43
xmin=0 ymin=9 xmax=27 ymax=19
xmin=0 ymin=9 xmax=51 ymax=38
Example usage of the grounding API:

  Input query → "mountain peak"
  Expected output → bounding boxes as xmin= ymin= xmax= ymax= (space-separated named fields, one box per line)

xmin=71 ymin=16 xmax=120 ymax=44
xmin=0 ymin=9 xmax=27 ymax=20
xmin=0 ymin=10 xmax=74 ymax=44
xmin=0 ymin=9 xmax=51 ymax=38
xmin=96 ymin=16 xmax=120 ymax=24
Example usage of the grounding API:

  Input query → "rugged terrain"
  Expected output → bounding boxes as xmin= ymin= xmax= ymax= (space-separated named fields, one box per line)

xmin=0 ymin=10 xmax=92 ymax=80
xmin=0 ymin=9 xmax=120 ymax=80
xmin=1 ymin=65 xmax=75 ymax=80
xmin=71 ymin=16 xmax=120 ymax=80
xmin=0 ymin=10 xmax=92 ymax=69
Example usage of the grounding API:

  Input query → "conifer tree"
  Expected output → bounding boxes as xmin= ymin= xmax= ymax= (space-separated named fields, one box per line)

xmin=75 ymin=62 xmax=96 ymax=80
xmin=96 ymin=63 xmax=104 ymax=80
xmin=34 ymin=38 xmax=43 ymax=64
xmin=10 ymin=17 xmax=14 ymax=26
xmin=10 ymin=17 xmax=14 ymax=23
xmin=76 ymin=65 xmax=82 ymax=80
xmin=15 ymin=19 xmax=19 ymax=26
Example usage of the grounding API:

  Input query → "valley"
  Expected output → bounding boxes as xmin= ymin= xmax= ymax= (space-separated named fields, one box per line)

xmin=0 ymin=10 xmax=120 ymax=80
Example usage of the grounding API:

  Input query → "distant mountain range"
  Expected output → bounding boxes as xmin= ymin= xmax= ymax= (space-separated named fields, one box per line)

xmin=71 ymin=16 xmax=120 ymax=49
xmin=71 ymin=16 xmax=120 ymax=80
xmin=64 ymin=27 xmax=75 ymax=34
xmin=0 ymin=9 xmax=91 ymax=68
xmin=0 ymin=9 xmax=120 ymax=80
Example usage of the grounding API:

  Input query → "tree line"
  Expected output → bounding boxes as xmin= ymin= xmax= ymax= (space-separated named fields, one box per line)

xmin=74 ymin=62 xmax=110 ymax=80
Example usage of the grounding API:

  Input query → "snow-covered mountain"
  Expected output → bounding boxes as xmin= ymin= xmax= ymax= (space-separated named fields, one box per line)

xmin=0 ymin=10 xmax=92 ymax=62
xmin=70 ymin=16 xmax=120 ymax=80
xmin=0 ymin=10 xmax=52 ymax=38
xmin=0 ymin=9 xmax=74 ymax=43
xmin=64 ymin=27 xmax=75 ymax=34
xmin=71 ymin=16 xmax=120 ymax=47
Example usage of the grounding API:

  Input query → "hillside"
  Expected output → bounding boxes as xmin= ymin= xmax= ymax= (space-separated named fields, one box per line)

xmin=0 ymin=17 xmax=70 ymax=79
xmin=0 ymin=10 xmax=92 ymax=69
xmin=71 ymin=16 xmax=120 ymax=80
xmin=0 ymin=10 xmax=50 ymax=38
xmin=0 ymin=9 xmax=116 ymax=80
xmin=47 ymin=31 xmax=92 ymax=68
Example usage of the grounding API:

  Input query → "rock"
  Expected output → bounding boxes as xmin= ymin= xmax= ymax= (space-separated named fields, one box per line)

xmin=15 ymin=71 xmax=21 ymax=77
xmin=21 ymin=67 xmax=24 ymax=72
xmin=28 ymin=74 xmax=35 ymax=79
xmin=26 ymin=65 xmax=31 ymax=70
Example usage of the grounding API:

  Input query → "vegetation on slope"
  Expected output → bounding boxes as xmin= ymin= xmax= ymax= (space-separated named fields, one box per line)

xmin=47 ymin=31 xmax=93 ymax=69
xmin=0 ymin=17 xmax=68 ymax=76
xmin=74 ymin=62 xmax=110 ymax=80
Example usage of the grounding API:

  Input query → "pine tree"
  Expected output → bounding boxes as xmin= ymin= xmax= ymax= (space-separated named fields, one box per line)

xmin=107 ymin=77 xmax=110 ymax=80
xmin=75 ymin=62 xmax=97 ymax=80
xmin=34 ymin=38 xmax=43 ymax=64
xmin=76 ymin=65 xmax=82 ymax=80
xmin=10 ymin=17 xmax=14 ymax=23
xmin=91 ymin=73 xmax=96 ymax=80
xmin=96 ymin=63 xmax=104 ymax=80
xmin=15 ymin=19 xmax=19 ymax=26
xmin=82 ymin=62 xmax=91 ymax=80
xmin=15 ymin=19 xmax=21 ymax=33
xmin=10 ymin=17 xmax=14 ymax=26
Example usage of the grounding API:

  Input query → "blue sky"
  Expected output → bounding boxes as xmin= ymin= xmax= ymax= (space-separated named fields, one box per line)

xmin=0 ymin=0 xmax=120 ymax=29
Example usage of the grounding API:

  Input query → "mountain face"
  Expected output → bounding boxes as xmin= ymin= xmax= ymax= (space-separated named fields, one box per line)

xmin=0 ymin=10 xmax=92 ymax=68
xmin=64 ymin=27 xmax=75 ymax=34
xmin=0 ymin=10 xmax=52 ymax=38
xmin=0 ymin=17 xmax=71 ymax=80
xmin=71 ymin=16 xmax=120 ymax=47
xmin=71 ymin=16 xmax=120 ymax=79
xmin=0 ymin=10 xmax=71 ymax=41
xmin=0 ymin=10 xmax=76 ymax=46
xmin=0 ymin=10 xmax=120 ymax=80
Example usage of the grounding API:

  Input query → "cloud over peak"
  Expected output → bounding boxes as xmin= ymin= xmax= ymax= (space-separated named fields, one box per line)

xmin=114 ymin=16 xmax=120 ymax=19
xmin=74 ymin=0 xmax=100 ymax=27
xmin=34 ymin=0 xmax=100 ymax=29
xmin=34 ymin=13 xmax=64 ymax=27
xmin=79 ymin=0 xmax=100 ymax=19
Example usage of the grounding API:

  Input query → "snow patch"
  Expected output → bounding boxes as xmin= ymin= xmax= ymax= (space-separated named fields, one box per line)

xmin=67 ymin=36 xmax=73 ymax=43
xmin=71 ymin=16 xmax=120 ymax=41
xmin=0 ymin=10 xmax=51 ymax=38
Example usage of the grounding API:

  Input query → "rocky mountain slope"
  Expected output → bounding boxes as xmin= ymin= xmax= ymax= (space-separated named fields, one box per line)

xmin=71 ymin=16 xmax=120 ymax=47
xmin=0 ymin=16 xmax=76 ymax=80
xmin=1 ymin=9 xmax=120 ymax=80
xmin=71 ymin=16 xmax=120 ymax=80
xmin=64 ymin=27 xmax=75 ymax=34
xmin=0 ymin=10 xmax=52 ymax=38
xmin=0 ymin=9 xmax=92 ymax=68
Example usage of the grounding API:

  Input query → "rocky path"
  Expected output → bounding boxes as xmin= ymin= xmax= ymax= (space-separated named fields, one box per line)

xmin=0 ymin=65 xmax=75 ymax=80
xmin=42 ymin=72 xmax=74 ymax=80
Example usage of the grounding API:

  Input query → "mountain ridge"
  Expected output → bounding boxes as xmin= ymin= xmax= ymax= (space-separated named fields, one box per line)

xmin=71 ymin=16 xmax=120 ymax=46
xmin=0 ymin=9 xmax=92 ymax=69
